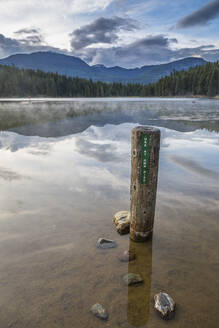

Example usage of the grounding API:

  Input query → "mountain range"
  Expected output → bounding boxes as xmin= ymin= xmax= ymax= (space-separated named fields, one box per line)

xmin=0 ymin=52 xmax=207 ymax=85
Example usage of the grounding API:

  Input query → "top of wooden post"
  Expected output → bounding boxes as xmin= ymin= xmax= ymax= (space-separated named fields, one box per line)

xmin=132 ymin=126 xmax=160 ymax=135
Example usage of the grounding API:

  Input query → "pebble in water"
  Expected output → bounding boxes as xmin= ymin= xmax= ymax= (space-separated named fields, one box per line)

xmin=97 ymin=238 xmax=117 ymax=249
xmin=113 ymin=211 xmax=130 ymax=235
xmin=119 ymin=250 xmax=136 ymax=262
xmin=90 ymin=303 xmax=109 ymax=321
xmin=123 ymin=273 xmax=143 ymax=286
xmin=154 ymin=292 xmax=176 ymax=320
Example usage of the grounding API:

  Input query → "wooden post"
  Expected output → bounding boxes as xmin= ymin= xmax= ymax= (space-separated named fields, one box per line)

xmin=130 ymin=126 xmax=160 ymax=242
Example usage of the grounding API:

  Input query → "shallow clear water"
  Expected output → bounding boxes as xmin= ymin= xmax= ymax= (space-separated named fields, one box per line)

xmin=0 ymin=98 xmax=219 ymax=328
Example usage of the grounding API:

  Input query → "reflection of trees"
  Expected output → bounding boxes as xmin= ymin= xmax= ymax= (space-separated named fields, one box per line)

xmin=127 ymin=237 xmax=152 ymax=327
xmin=0 ymin=101 xmax=218 ymax=137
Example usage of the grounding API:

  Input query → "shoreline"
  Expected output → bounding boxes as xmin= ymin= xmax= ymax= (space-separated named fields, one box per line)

xmin=0 ymin=96 xmax=218 ymax=102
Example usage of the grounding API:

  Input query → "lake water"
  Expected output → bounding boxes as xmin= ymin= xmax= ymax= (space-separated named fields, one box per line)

xmin=0 ymin=98 xmax=218 ymax=328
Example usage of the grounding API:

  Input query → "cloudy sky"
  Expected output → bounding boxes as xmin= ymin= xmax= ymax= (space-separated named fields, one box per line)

xmin=0 ymin=0 xmax=219 ymax=67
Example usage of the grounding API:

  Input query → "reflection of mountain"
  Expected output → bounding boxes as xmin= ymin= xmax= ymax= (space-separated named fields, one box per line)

xmin=1 ymin=122 xmax=218 ymax=208
xmin=0 ymin=131 xmax=54 ymax=153
xmin=1 ymin=99 xmax=219 ymax=137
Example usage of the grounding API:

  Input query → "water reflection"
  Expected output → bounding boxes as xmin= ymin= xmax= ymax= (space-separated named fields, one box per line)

xmin=0 ymin=98 xmax=219 ymax=137
xmin=127 ymin=238 xmax=152 ymax=327
xmin=0 ymin=108 xmax=219 ymax=327
xmin=168 ymin=155 xmax=219 ymax=179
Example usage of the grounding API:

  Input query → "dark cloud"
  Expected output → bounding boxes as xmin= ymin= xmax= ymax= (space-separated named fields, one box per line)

xmin=128 ymin=35 xmax=177 ymax=48
xmin=70 ymin=16 xmax=138 ymax=50
xmin=14 ymin=28 xmax=44 ymax=46
xmin=0 ymin=34 xmax=22 ymax=53
xmin=0 ymin=33 xmax=67 ymax=58
xmin=14 ymin=28 xmax=40 ymax=35
xmin=19 ymin=35 xmax=43 ymax=45
xmin=177 ymin=0 xmax=219 ymax=28
xmin=76 ymin=34 xmax=219 ymax=67
xmin=1 ymin=19 xmax=219 ymax=67
xmin=75 ymin=35 xmax=180 ymax=67
xmin=109 ymin=35 xmax=178 ymax=66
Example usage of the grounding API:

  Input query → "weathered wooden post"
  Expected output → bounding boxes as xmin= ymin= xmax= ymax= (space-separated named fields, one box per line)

xmin=130 ymin=126 xmax=160 ymax=242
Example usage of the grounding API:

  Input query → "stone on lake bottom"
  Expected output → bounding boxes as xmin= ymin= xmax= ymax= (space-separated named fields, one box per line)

xmin=123 ymin=273 xmax=143 ymax=286
xmin=119 ymin=250 xmax=136 ymax=262
xmin=90 ymin=303 xmax=109 ymax=321
xmin=154 ymin=292 xmax=176 ymax=320
xmin=113 ymin=211 xmax=130 ymax=235
xmin=97 ymin=238 xmax=117 ymax=249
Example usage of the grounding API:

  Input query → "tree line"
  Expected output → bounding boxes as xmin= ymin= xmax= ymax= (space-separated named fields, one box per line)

xmin=0 ymin=61 xmax=218 ymax=98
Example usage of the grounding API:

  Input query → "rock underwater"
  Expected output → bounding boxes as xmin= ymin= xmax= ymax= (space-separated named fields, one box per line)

xmin=123 ymin=273 xmax=144 ymax=286
xmin=154 ymin=292 xmax=176 ymax=320
xmin=119 ymin=250 xmax=136 ymax=262
xmin=90 ymin=303 xmax=109 ymax=320
xmin=97 ymin=238 xmax=117 ymax=249
xmin=113 ymin=211 xmax=130 ymax=235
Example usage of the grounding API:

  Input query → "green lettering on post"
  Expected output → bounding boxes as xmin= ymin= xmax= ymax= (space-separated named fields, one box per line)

xmin=141 ymin=134 xmax=150 ymax=184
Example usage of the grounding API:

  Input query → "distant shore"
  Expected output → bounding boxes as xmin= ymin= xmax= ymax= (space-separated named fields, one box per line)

xmin=0 ymin=95 xmax=218 ymax=102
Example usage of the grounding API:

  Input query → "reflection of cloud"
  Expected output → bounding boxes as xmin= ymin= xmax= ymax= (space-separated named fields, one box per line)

xmin=168 ymin=155 xmax=219 ymax=179
xmin=0 ymin=131 xmax=53 ymax=153
xmin=27 ymin=149 xmax=50 ymax=156
xmin=27 ymin=144 xmax=52 ymax=156
xmin=0 ymin=167 xmax=25 ymax=181
xmin=75 ymin=138 xmax=119 ymax=162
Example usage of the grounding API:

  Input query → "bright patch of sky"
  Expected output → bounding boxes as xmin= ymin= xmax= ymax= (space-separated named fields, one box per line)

xmin=0 ymin=0 xmax=219 ymax=66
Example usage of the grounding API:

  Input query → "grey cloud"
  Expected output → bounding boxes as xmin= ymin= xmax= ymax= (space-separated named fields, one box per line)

xmin=19 ymin=35 xmax=43 ymax=45
xmin=14 ymin=28 xmax=40 ymax=35
xmin=76 ymin=34 xmax=219 ymax=67
xmin=70 ymin=16 xmax=138 ymax=50
xmin=131 ymin=35 xmax=178 ymax=47
xmin=14 ymin=28 xmax=44 ymax=46
xmin=0 ymin=33 xmax=67 ymax=59
xmin=0 ymin=34 xmax=22 ymax=54
xmin=75 ymin=35 xmax=181 ymax=67
xmin=177 ymin=0 xmax=219 ymax=28
xmin=174 ymin=45 xmax=219 ymax=62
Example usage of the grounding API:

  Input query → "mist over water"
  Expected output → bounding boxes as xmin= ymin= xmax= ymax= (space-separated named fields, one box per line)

xmin=0 ymin=98 xmax=219 ymax=328
xmin=0 ymin=98 xmax=219 ymax=137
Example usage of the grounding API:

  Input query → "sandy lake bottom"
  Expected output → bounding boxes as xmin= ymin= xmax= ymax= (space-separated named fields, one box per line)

xmin=0 ymin=98 xmax=218 ymax=328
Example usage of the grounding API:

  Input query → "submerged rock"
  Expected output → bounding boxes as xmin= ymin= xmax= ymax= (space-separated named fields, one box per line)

xmin=97 ymin=238 xmax=117 ymax=249
xmin=113 ymin=211 xmax=130 ymax=235
xmin=90 ymin=303 xmax=109 ymax=321
xmin=123 ymin=273 xmax=143 ymax=286
xmin=119 ymin=250 xmax=136 ymax=262
xmin=154 ymin=292 xmax=176 ymax=320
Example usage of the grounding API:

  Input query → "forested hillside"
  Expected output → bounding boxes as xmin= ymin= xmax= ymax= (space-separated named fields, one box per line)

xmin=143 ymin=61 xmax=219 ymax=97
xmin=0 ymin=61 xmax=218 ymax=98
